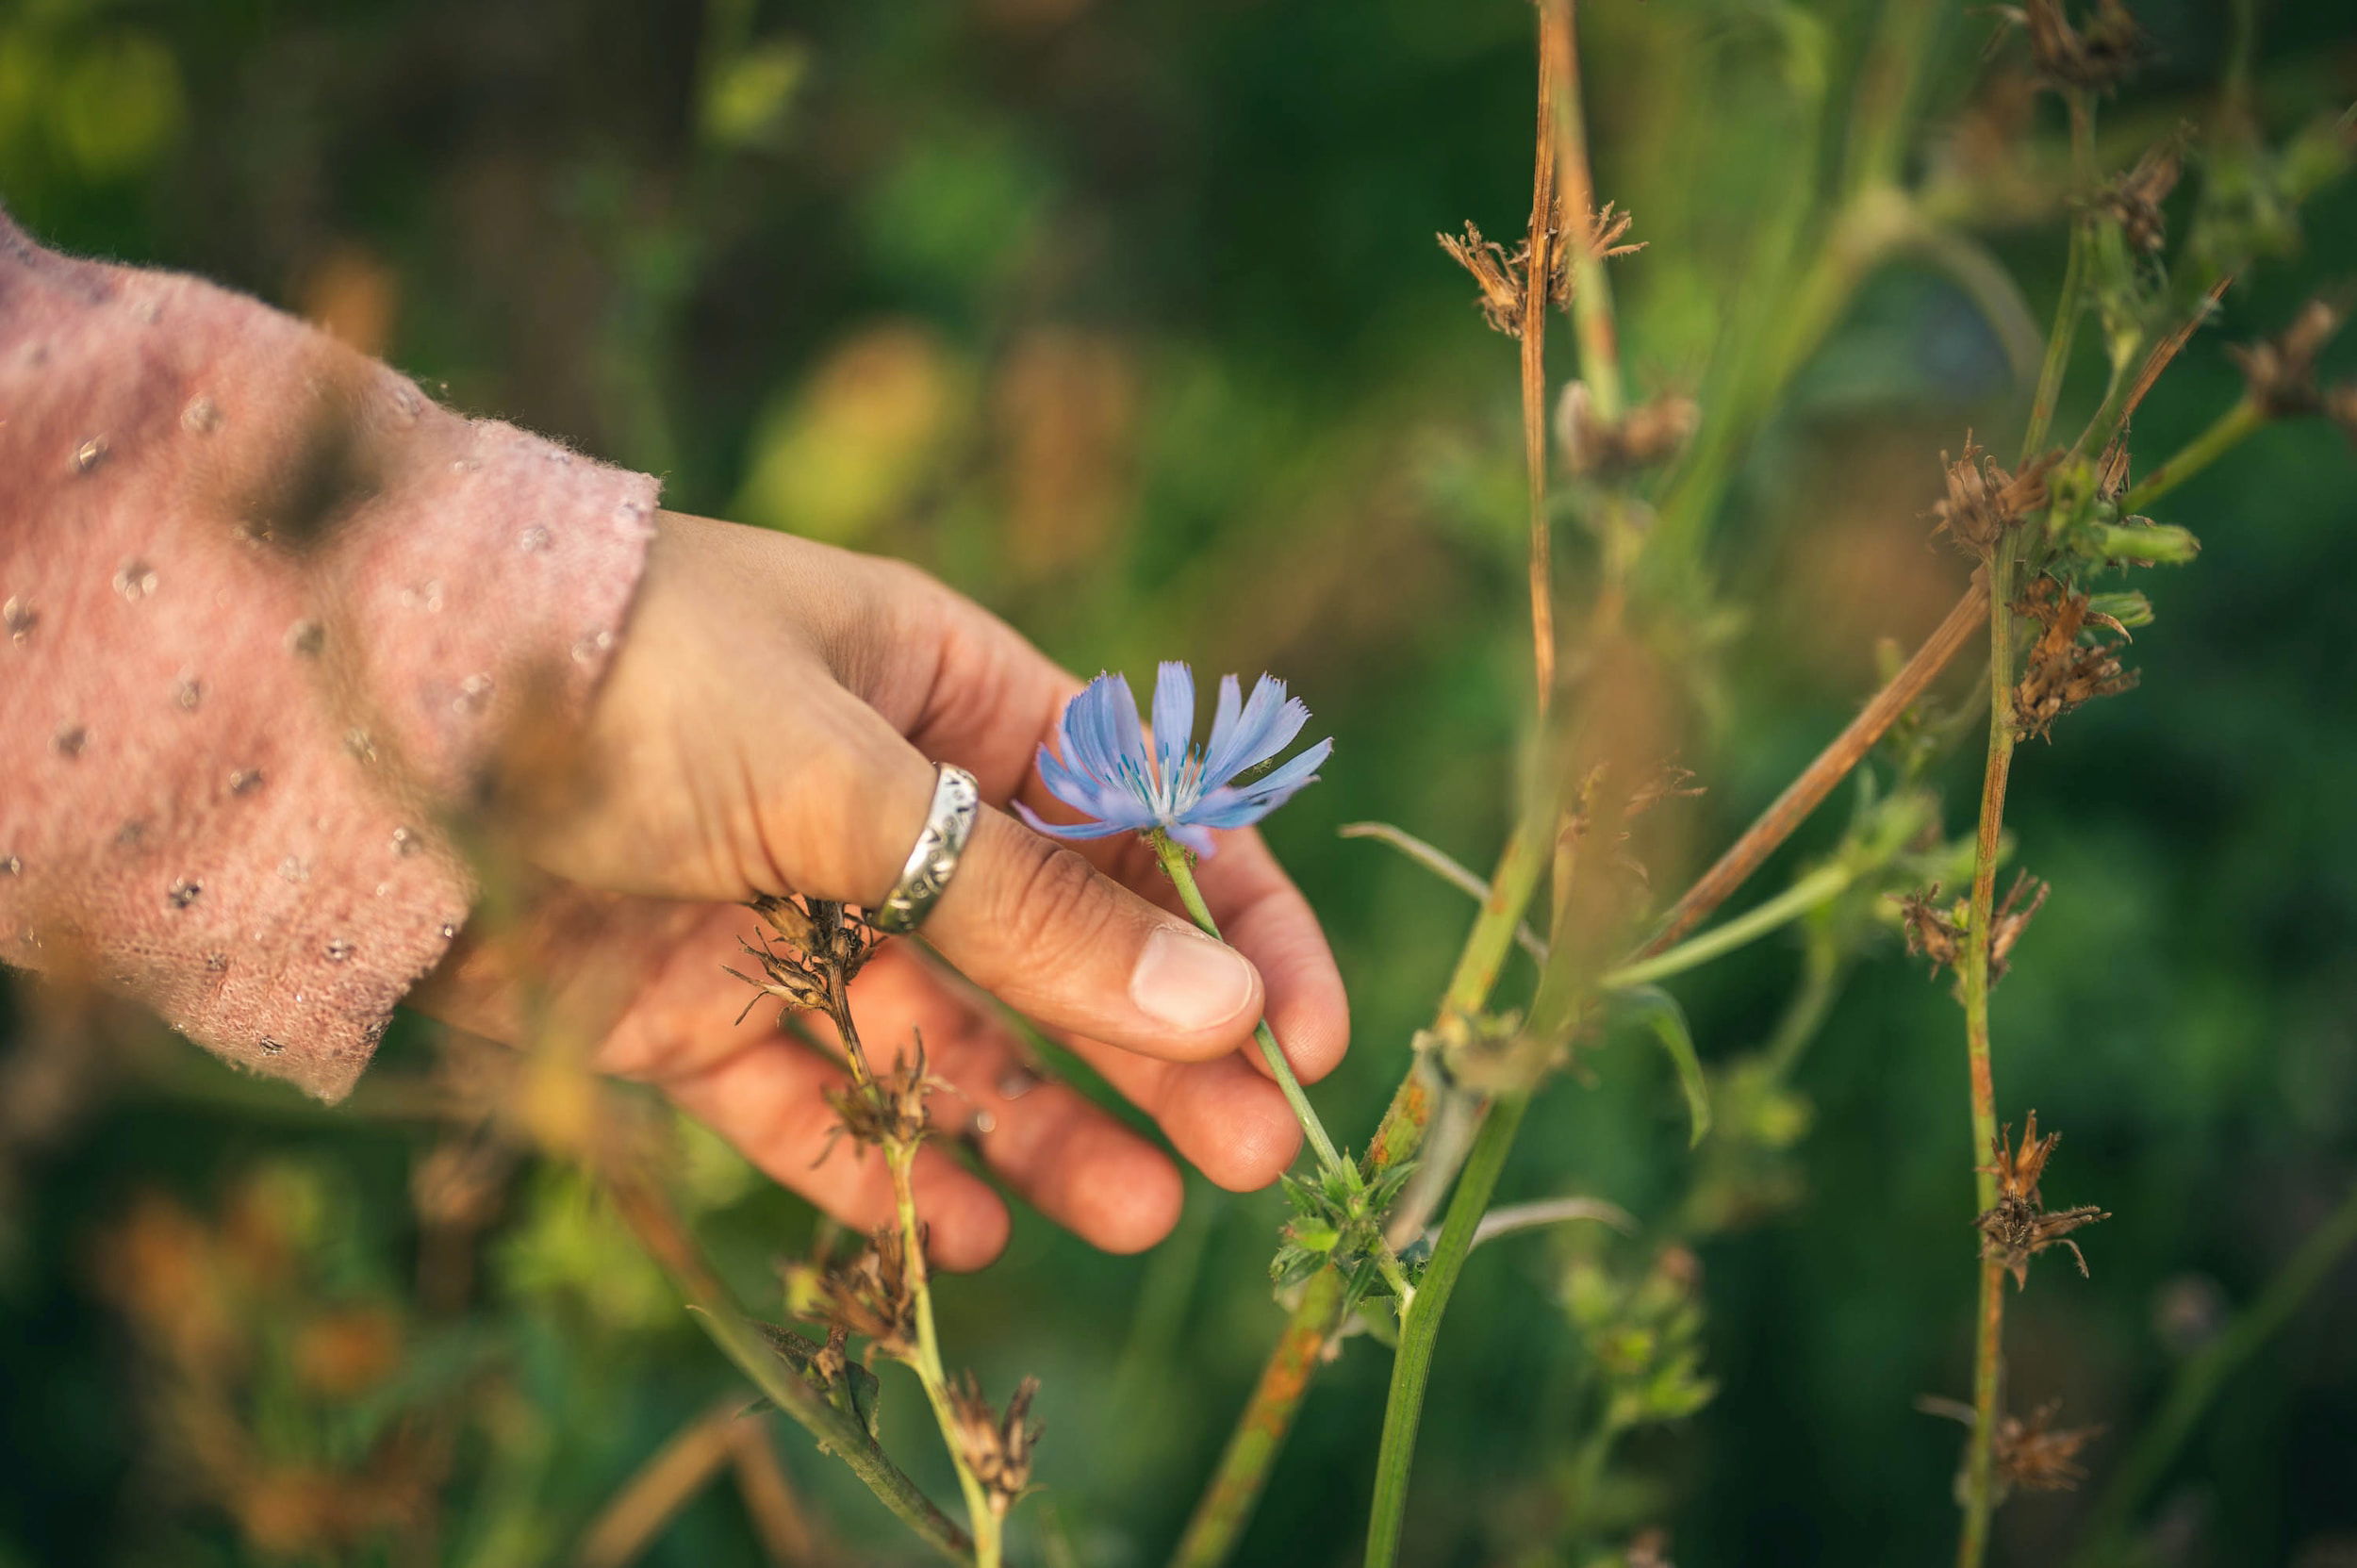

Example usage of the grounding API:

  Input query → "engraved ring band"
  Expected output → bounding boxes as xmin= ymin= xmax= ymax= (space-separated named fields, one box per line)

xmin=870 ymin=762 xmax=981 ymax=935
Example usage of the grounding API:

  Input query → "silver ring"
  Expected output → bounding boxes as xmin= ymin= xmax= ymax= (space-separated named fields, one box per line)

xmin=871 ymin=763 xmax=980 ymax=934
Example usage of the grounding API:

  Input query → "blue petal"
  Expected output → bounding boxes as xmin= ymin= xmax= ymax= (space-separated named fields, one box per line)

xmin=1037 ymin=744 xmax=1130 ymax=822
xmin=1199 ymin=675 xmax=1309 ymax=789
xmin=1203 ymin=675 xmax=1244 ymax=775
xmin=1103 ymin=671 xmax=1153 ymax=798
xmin=1063 ymin=674 xmax=1130 ymax=784
xmin=1151 ymin=662 xmax=1195 ymax=801
xmin=1167 ymin=822 xmax=1219 ymax=857
xmin=1190 ymin=736 xmax=1332 ymax=826
xmin=1014 ymin=800 xmax=1143 ymax=840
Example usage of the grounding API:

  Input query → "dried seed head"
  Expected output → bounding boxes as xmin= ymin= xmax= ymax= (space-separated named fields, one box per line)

xmin=1999 ymin=0 xmax=2149 ymax=95
xmin=1557 ymin=382 xmax=1700 ymax=478
xmin=1932 ymin=439 xmax=2056 ymax=560
xmin=725 ymin=897 xmax=883 ymax=1027
xmin=1438 ymin=222 xmax=1525 ymax=337
xmin=1993 ymin=1400 xmax=2104 ymax=1492
xmin=1976 ymin=1110 xmax=2110 ymax=1289
xmin=1986 ymin=870 xmax=2051 ymax=982
xmin=1901 ymin=872 xmax=2047 ymax=984
xmin=786 ymin=1228 xmax=922 ymax=1363
xmin=2229 ymin=298 xmax=2349 ymax=418
xmin=2014 ymin=576 xmax=2140 ymax=740
xmin=1899 ymin=884 xmax=1967 ymax=975
xmin=2095 ymin=140 xmax=2184 ymax=255
xmin=1440 ymin=203 xmax=1642 ymax=338
xmin=1569 ymin=202 xmax=1645 ymax=279
xmin=946 ymin=1372 xmax=1043 ymax=1517
xmin=822 ymin=1036 xmax=951 ymax=1157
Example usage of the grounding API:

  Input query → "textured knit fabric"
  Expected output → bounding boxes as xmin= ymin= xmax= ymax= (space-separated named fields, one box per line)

xmin=0 ymin=207 xmax=657 ymax=1098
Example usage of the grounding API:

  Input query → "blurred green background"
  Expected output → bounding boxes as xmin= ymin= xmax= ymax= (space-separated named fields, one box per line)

xmin=4 ymin=0 xmax=2356 ymax=1564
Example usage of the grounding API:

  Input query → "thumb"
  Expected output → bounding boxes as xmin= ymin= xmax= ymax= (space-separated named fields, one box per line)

xmin=780 ymin=704 xmax=1266 ymax=1065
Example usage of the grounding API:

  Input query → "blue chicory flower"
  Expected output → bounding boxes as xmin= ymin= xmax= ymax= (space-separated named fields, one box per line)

xmin=1015 ymin=663 xmax=1334 ymax=857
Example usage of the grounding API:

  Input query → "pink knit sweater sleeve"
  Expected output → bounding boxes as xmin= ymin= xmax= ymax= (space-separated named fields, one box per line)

xmin=0 ymin=209 xmax=657 ymax=1098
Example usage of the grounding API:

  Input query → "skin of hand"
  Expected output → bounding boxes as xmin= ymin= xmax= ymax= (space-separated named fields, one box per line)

xmin=411 ymin=511 xmax=1350 ymax=1270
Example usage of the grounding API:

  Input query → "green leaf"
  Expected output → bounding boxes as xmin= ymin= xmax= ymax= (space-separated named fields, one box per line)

xmin=1615 ymin=985 xmax=1711 ymax=1147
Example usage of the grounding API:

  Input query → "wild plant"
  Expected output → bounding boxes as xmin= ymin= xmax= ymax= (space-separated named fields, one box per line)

xmin=620 ymin=1 xmax=2357 ymax=1562
xmin=32 ymin=2 xmax=2357 ymax=1565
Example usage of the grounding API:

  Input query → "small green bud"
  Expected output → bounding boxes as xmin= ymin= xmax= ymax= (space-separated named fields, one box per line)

xmin=2094 ymin=521 xmax=2200 ymax=566
xmin=1288 ymin=1219 xmax=1340 ymax=1254
xmin=2086 ymin=589 xmax=2154 ymax=629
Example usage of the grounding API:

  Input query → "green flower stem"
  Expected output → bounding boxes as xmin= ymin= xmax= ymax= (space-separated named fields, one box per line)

xmin=1601 ymin=862 xmax=1854 ymax=993
xmin=1166 ymin=808 xmax=1551 ymax=1568
xmin=1548 ymin=0 xmax=1623 ymax=422
xmin=2121 ymin=398 xmax=2265 ymax=513
xmin=1956 ymin=533 xmax=2024 ymax=1568
xmin=887 ymin=1142 xmax=1004 ymax=1568
xmin=2020 ymin=91 xmax=2094 ymax=460
xmin=1363 ymin=1094 xmax=1530 ymax=1568
xmin=1151 ymin=830 xmax=1348 ymax=1179
xmin=601 ymin=1164 xmax=975 ymax=1565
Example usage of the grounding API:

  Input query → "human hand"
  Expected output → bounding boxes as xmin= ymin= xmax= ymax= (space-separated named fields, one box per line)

xmin=414 ymin=511 xmax=1349 ymax=1268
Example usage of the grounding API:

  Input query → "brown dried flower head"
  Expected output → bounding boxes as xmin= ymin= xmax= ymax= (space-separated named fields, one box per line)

xmin=2095 ymin=140 xmax=2184 ymax=255
xmin=1932 ymin=440 xmax=2055 ymax=559
xmin=1557 ymin=382 xmax=1700 ymax=479
xmin=1899 ymin=885 xmax=1966 ymax=974
xmin=1993 ymin=1400 xmax=2104 ymax=1492
xmin=1999 ymin=0 xmax=2149 ymax=95
xmin=785 ymin=1227 xmax=921 ymax=1363
xmin=1439 ymin=202 xmax=1642 ymax=338
xmin=1976 ymin=1110 xmax=2109 ymax=1289
xmin=2229 ymin=298 xmax=2349 ymax=419
xmin=1899 ymin=872 xmax=2046 ymax=984
xmin=2014 ymin=576 xmax=2140 ymax=740
xmin=724 ymin=896 xmax=882 ymax=1026
xmin=1438 ymin=222 xmax=1525 ymax=336
xmin=822 ymin=1036 xmax=951 ymax=1157
xmin=947 ymin=1372 xmax=1043 ymax=1518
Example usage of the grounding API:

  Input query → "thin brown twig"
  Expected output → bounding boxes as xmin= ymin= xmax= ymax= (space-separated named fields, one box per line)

xmin=1524 ymin=0 xmax=1569 ymax=708
xmin=1647 ymin=573 xmax=1989 ymax=954
xmin=574 ymin=1397 xmax=757 ymax=1568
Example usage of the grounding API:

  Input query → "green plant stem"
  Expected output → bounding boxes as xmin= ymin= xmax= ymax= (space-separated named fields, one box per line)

xmin=1174 ymin=571 xmax=1983 ymax=1566
xmin=2075 ymin=1178 xmax=2357 ymax=1559
xmin=1166 ymin=808 xmax=1550 ymax=1568
xmin=1165 ymin=1265 xmax=1347 ymax=1568
xmin=1562 ymin=1415 xmax=1627 ymax=1549
xmin=1363 ymin=1094 xmax=1531 ymax=1568
xmin=2022 ymin=92 xmax=2094 ymax=459
xmin=885 ymin=1144 xmax=1003 ymax=1568
xmin=1549 ymin=0 xmax=1623 ymax=421
xmin=602 ymin=1165 xmax=974 ymax=1564
xmin=1955 ymin=536 xmax=2023 ymax=1568
xmin=1152 ymin=830 xmax=1347 ymax=1179
xmin=1602 ymin=862 xmax=1853 ymax=992
xmin=2121 ymin=399 xmax=2265 ymax=512
xmin=1762 ymin=933 xmax=1849 ymax=1081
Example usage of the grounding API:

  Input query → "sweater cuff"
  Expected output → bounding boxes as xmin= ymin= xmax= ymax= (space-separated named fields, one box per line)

xmin=0 ymin=209 xmax=656 ymax=1098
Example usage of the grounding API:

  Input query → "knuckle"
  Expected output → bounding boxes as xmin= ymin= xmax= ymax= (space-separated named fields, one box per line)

xmin=994 ymin=838 xmax=1114 ymax=967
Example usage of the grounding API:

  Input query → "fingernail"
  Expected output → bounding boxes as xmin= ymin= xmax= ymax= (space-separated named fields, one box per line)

xmin=1130 ymin=926 xmax=1258 ymax=1033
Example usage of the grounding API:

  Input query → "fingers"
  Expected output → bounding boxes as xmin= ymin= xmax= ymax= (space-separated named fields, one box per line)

xmin=1095 ymin=827 xmax=1350 ymax=1088
xmin=658 ymin=1036 xmax=1013 ymax=1272
xmin=919 ymin=809 xmax=1271 ymax=1064
xmin=602 ymin=912 xmax=1188 ymax=1254
xmin=844 ymin=945 xmax=1302 ymax=1197
xmin=826 ymin=557 xmax=1348 ymax=1084
xmin=834 ymin=947 xmax=1186 ymax=1252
